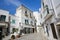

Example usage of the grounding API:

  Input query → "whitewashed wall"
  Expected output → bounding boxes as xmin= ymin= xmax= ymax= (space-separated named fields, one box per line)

xmin=0 ymin=9 xmax=9 ymax=22
xmin=51 ymin=0 xmax=60 ymax=18
xmin=15 ymin=5 xmax=35 ymax=28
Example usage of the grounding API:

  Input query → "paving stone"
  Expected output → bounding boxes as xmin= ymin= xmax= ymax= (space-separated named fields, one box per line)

xmin=3 ymin=32 xmax=47 ymax=40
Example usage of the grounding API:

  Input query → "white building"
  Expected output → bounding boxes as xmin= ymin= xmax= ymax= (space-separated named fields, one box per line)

xmin=0 ymin=9 xmax=10 ymax=37
xmin=51 ymin=0 xmax=60 ymax=18
xmin=33 ymin=11 xmax=41 ymax=32
xmin=50 ymin=0 xmax=60 ymax=40
xmin=15 ymin=5 xmax=36 ymax=34
xmin=40 ymin=0 xmax=58 ymax=40
xmin=9 ymin=15 xmax=20 ymax=34
xmin=0 ymin=9 xmax=21 ymax=38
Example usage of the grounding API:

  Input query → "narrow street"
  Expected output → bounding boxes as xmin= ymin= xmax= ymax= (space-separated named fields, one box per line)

xmin=3 ymin=31 xmax=47 ymax=40
xmin=15 ymin=32 xmax=47 ymax=40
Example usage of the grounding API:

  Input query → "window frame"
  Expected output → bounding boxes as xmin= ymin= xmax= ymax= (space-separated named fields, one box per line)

xmin=25 ymin=19 xmax=29 ymax=25
xmin=0 ymin=15 xmax=6 ymax=21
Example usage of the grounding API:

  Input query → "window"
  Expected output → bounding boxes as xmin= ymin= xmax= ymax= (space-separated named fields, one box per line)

xmin=11 ymin=19 xmax=15 ymax=24
xmin=25 ymin=19 xmax=29 ymax=25
xmin=0 ymin=15 xmax=6 ymax=21
xmin=46 ymin=5 xmax=49 ymax=14
xmin=31 ymin=21 xmax=33 ymax=25
xmin=25 ymin=10 xmax=27 ymax=14
xmin=46 ymin=26 xmax=49 ymax=36
xmin=25 ymin=10 xmax=28 ymax=17
xmin=43 ymin=2 xmax=44 ymax=7
xmin=30 ymin=13 xmax=32 ymax=18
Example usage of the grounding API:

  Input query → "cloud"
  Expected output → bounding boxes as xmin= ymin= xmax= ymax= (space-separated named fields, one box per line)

xmin=4 ymin=0 xmax=21 ymax=6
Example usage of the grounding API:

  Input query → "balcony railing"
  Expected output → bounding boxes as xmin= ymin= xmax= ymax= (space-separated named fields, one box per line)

xmin=30 ymin=16 xmax=32 ymax=18
xmin=44 ymin=9 xmax=54 ymax=21
xmin=21 ymin=23 xmax=35 ymax=28
xmin=25 ymin=14 xmax=28 ymax=17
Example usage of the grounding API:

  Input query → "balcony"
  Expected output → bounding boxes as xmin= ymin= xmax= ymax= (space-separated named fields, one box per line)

xmin=21 ymin=23 xmax=35 ymax=28
xmin=25 ymin=14 xmax=28 ymax=17
xmin=30 ymin=16 xmax=32 ymax=18
xmin=44 ymin=9 xmax=54 ymax=21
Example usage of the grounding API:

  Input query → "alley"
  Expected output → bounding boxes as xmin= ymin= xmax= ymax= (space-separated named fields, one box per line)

xmin=15 ymin=32 xmax=47 ymax=40
xmin=3 ymin=32 xmax=47 ymax=40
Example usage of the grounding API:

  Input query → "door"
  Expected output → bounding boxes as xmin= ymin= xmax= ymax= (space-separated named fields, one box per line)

xmin=50 ymin=23 xmax=57 ymax=39
xmin=0 ymin=27 xmax=2 ymax=40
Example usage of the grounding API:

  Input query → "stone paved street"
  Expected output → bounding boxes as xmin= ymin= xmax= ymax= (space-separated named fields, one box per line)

xmin=3 ymin=32 xmax=47 ymax=40
xmin=3 ymin=28 xmax=47 ymax=40
xmin=15 ymin=32 xmax=47 ymax=40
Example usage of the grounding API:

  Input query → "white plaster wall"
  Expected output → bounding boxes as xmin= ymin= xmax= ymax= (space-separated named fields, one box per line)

xmin=10 ymin=15 xmax=19 ymax=28
xmin=15 ymin=9 xmax=22 ymax=23
xmin=0 ymin=9 xmax=9 ymax=22
xmin=16 ymin=5 xmax=35 ymax=28
xmin=41 ymin=0 xmax=58 ymax=40
xmin=33 ymin=11 xmax=40 ymax=25
xmin=10 ymin=15 xmax=20 ymax=33
xmin=51 ymin=0 xmax=60 ymax=18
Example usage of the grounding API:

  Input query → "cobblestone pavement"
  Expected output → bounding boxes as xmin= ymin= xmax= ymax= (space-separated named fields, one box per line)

xmin=3 ymin=35 xmax=11 ymax=40
xmin=3 ymin=28 xmax=47 ymax=40
xmin=3 ymin=32 xmax=47 ymax=40
xmin=15 ymin=32 xmax=47 ymax=40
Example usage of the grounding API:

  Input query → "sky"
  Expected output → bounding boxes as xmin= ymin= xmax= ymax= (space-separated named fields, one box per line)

xmin=0 ymin=0 xmax=41 ymax=15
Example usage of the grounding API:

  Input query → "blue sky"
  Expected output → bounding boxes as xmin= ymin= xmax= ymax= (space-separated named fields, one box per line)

xmin=0 ymin=0 xmax=41 ymax=15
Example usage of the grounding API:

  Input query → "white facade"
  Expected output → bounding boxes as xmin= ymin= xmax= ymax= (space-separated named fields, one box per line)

xmin=0 ymin=9 xmax=9 ymax=22
xmin=33 ymin=11 xmax=40 ymax=25
xmin=0 ymin=9 xmax=21 ymax=35
xmin=51 ymin=0 xmax=60 ymax=40
xmin=0 ymin=9 xmax=10 ymax=36
xmin=51 ymin=0 xmax=60 ymax=18
xmin=40 ymin=0 xmax=58 ymax=40
xmin=33 ymin=11 xmax=41 ymax=32
xmin=15 ymin=5 xmax=35 ymax=34
xmin=10 ymin=15 xmax=20 ymax=33
xmin=15 ymin=5 xmax=35 ymax=28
